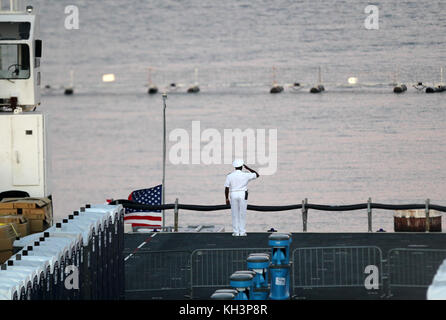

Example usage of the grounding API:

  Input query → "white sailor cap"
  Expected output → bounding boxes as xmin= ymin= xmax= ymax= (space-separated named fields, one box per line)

xmin=232 ymin=159 xmax=244 ymax=168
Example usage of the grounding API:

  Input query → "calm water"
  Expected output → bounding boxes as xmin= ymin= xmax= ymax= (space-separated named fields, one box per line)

xmin=29 ymin=0 xmax=446 ymax=232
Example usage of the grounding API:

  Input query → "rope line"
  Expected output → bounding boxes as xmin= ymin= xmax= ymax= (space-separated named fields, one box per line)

xmin=109 ymin=200 xmax=446 ymax=213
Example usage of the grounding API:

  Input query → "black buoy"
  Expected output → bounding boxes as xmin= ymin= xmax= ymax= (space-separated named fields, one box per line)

xmin=170 ymin=83 xmax=176 ymax=87
xmin=426 ymin=85 xmax=446 ymax=93
xmin=436 ymin=85 xmax=446 ymax=92
xmin=187 ymin=85 xmax=200 ymax=93
xmin=310 ymin=85 xmax=325 ymax=94
xmin=310 ymin=66 xmax=325 ymax=93
xmin=188 ymin=68 xmax=200 ymax=93
xmin=44 ymin=84 xmax=51 ymax=89
xmin=148 ymin=86 xmax=158 ymax=94
xmin=393 ymin=84 xmax=407 ymax=93
xmin=270 ymin=85 xmax=283 ymax=94
xmin=65 ymin=70 xmax=75 ymax=95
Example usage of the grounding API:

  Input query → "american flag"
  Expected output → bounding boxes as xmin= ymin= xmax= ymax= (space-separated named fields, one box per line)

xmin=124 ymin=185 xmax=163 ymax=228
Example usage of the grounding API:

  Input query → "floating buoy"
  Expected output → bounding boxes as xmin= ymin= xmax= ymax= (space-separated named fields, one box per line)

xmin=187 ymin=68 xmax=200 ymax=93
xmin=427 ymin=85 xmax=446 ymax=93
xmin=310 ymin=67 xmax=325 ymax=93
xmin=269 ymin=66 xmax=283 ymax=94
xmin=393 ymin=84 xmax=407 ymax=93
xmin=44 ymin=84 xmax=51 ymax=89
xmin=170 ymin=83 xmax=176 ymax=87
xmin=348 ymin=77 xmax=358 ymax=85
xmin=65 ymin=70 xmax=75 ymax=95
xmin=146 ymin=67 xmax=158 ymax=94
xmin=437 ymin=85 xmax=446 ymax=92
xmin=102 ymin=73 xmax=116 ymax=82
xmin=425 ymin=68 xmax=445 ymax=93
xmin=148 ymin=86 xmax=158 ymax=94
xmin=310 ymin=85 xmax=325 ymax=93
xmin=270 ymin=85 xmax=283 ymax=94
xmin=187 ymin=85 xmax=200 ymax=93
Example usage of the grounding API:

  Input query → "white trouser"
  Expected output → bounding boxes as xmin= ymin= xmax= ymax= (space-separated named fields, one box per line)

xmin=230 ymin=191 xmax=247 ymax=234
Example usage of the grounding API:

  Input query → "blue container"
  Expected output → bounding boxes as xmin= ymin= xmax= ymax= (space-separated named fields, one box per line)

xmin=251 ymin=287 xmax=270 ymax=300
xmin=268 ymin=233 xmax=292 ymax=300
xmin=229 ymin=272 xmax=253 ymax=300
xmin=247 ymin=254 xmax=270 ymax=288
xmin=269 ymin=264 xmax=290 ymax=300
xmin=268 ymin=233 xmax=291 ymax=265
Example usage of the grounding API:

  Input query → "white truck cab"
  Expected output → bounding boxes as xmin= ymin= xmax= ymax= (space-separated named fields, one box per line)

xmin=0 ymin=1 xmax=49 ymax=198
xmin=0 ymin=0 xmax=41 ymax=111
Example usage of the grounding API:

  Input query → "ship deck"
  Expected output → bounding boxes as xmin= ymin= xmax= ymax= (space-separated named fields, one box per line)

xmin=124 ymin=232 xmax=446 ymax=300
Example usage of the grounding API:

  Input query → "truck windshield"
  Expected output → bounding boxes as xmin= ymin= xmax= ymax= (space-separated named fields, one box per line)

xmin=0 ymin=22 xmax=31 ymax=40
xmin=0 ymin=44 xmax=30 ymax=79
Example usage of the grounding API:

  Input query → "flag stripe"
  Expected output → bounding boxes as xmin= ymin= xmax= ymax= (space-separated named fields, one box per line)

xmin=125 ymin=223 xmax=162 ymax=228
xmin=124 ymin=215 xmax=162 ymax=221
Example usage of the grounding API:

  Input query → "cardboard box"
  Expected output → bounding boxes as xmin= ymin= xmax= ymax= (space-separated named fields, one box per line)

xmin=0 ymin=215 xmax=23 ymax=224
xmin=0 ymin=250 xmax=13 ymax=264
xmin=29 ymin=219 xmax=49 ymax=234
xmin=0 ymin=216 xmax=29 ymax=238
xmin=22 ymin=206 xmax=50 ymax=220
xmin=17 ymin=220 xmax=30 ymax=237
xmin=0 ymin=224 xmax=17 ymax=251
xmin=0 ymin=202 xmax=14 ymax=209
xmin=1 ymin=197 xmax=53 ymax=225
xmin=2 ymin=197 xmax=51 ymax=209
xmin=0 ymin=208 xmax=18 ymax=216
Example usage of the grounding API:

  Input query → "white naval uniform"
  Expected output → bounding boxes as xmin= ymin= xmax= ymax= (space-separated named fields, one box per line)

xmin=224 ymin=170 xmax=258 ymax=235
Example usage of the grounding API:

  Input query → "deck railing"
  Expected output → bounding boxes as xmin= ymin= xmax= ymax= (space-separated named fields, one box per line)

xmin=110 ymin=198 xmax=446 ymax=233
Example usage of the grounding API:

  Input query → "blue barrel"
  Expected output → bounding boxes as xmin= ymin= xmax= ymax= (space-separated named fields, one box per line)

xmin=247 ymin=254 xmax=270 ymax=287
xmin=229 ymin=272 xmax=253 ymax=300
xmin=268 ymin=233 xmax=292 ymax=300
xmin=269 ymin=264 xmax=290 ymax=300
xmin=268 ymin=233 xmax=291 ymax=265
xmin=246 ymin=254 xmax=270 ymax=300
xmin=234 ymin=270 xmax=256 ymax=298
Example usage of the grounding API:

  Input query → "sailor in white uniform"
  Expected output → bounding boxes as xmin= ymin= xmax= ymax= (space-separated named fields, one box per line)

xmin=224 ymin=159 xmax=259 ymax=236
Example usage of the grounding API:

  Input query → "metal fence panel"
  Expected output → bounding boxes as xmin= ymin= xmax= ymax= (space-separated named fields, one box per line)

xmin=124 ymin=250 xmax=190 ymax=292
xmin=388 ymin=248 xmax=446 ymax=288
xmin=292 ymin=246 xmax=383 ymax=288
xmin=191 ymin=248 xmax=270 ymax=289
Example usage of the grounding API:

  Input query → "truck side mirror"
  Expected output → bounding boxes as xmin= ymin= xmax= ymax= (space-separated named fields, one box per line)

xmin=35 ymin=40 xmax=42 ymax=58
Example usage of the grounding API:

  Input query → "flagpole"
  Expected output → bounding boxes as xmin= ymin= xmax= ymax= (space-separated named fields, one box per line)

xmin=162 ymin=92 xmax=167 ymax=229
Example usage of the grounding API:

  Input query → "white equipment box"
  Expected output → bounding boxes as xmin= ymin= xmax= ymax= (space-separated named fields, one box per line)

xmin=0 ymin=112 xmax=50 ymax=197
